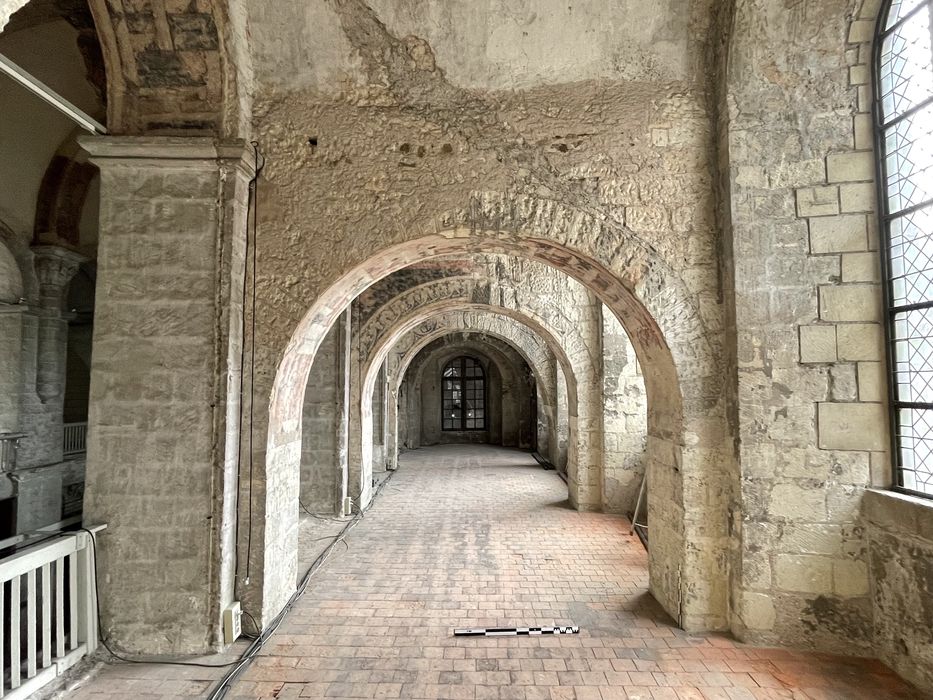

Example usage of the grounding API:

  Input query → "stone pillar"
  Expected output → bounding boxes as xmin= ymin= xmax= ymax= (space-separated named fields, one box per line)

xmin=334 ymin=308 xmax=352 ymax=515
xmin=346 ymin=303 xmax=374 ymax=512
xmin=0 ymin=306 xmax=24 ymax=434
xmin=386 ymin=388 xmax=399 ymax=470
xmin=371 ymin=359 xmax=387 ymax=472
xmin=601 ymin=304 xmax=647 ymax=514
xmin=555 ymin=363 xmax=569 ymax=472
xmin=568 ymin=292 xmax=604 ymax=511
xmin=15 ymin=246 xmax=84 ymax=468
xmin=78 ymin=136 xmax=252 ymax=655
xmin=300 ymin=324 xmax=340 ymax=513
xmin=32 ymin=246 xmax=85 ymax=403
xmin=0 ymin=242 xmax=24 ymax=434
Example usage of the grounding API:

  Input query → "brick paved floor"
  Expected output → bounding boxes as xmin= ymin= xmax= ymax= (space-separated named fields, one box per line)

xmin=60 ymin=445 xmax=923 ymax=699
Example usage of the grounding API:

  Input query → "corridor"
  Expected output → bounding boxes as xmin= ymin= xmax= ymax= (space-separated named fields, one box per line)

xmin=65 ymin=446 xmax=919 ymax=699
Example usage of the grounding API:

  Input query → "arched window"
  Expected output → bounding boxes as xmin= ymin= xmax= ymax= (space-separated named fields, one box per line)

xmin=442 ymin=357 xmax=486 ymax=430
xmin=875 ymin=0 xmax=933 ymax=495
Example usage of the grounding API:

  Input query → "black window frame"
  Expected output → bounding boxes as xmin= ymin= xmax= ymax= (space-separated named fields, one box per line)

xmin=441 ymin=356 xmax=487 ymax=431
xmin=873 ymin=0 xmax=933 ymax=498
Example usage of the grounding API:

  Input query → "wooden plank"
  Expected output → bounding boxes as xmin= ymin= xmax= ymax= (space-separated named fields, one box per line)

xmin=68 ymin=553 xmax=77 ymax=651
xmin=41 ymin=563 xmax=51 ymax=668
xmin=26 ymin=570 xmax=36 ymax=678
xmin=55 ymin=558 xmax=64 ymax=658
xmin=10 ymin=576 xmax=21 ymax=688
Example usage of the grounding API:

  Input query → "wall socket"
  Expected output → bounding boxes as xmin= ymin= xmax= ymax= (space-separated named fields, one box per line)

xmin=343 ymin=496 xmax=353 ymax=515
xmin=223 ymin=601 xmax=242 ymax=644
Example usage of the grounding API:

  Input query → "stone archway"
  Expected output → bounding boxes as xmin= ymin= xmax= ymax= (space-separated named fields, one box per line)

xmin=400 ymin=339 xmax=525 ymax=449
xmin=349 ymin=271 xmax=597 ymax=507
xmin=261 ymin=210 xmax=729 ymax=633
xmin=358 ymin=304 xmax=589 ymax=510
xmin=385 ymin=317 xmax=561 ymax=472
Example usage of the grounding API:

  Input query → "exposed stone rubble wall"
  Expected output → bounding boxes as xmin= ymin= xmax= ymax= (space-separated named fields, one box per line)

xmin=248 ymin=0 xmax=731 ymax=633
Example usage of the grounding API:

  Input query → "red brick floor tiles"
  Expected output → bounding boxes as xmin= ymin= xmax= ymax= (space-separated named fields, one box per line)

xmin=61 ymin=445 xmax=924 ymax=699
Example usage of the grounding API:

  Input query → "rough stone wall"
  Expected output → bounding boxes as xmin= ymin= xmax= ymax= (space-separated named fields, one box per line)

xmin=249 ymin=0 xmax=732 ymax=634
xmin=356 ymin=261 xmax=479 ymax=323
xmin=602 ymin=305 xmax=648 ymax=515
xmin=725 ymin=0 xmax=884 ymax=653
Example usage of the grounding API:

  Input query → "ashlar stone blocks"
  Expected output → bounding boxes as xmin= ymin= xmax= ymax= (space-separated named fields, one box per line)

xmin=79 ymin=136 xmax=252 ymax=655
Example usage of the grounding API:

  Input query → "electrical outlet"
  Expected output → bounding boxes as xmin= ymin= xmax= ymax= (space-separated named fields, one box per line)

xmin=343 ymin=496 xmax=353 ymax=515
xmin=223 ymin=602 xmax=242 ymax=644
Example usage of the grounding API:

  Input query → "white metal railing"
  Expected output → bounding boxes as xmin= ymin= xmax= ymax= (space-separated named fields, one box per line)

xmin=62 ymin=423 xmax=87 ymax=457
xmin=0 ymin=527 xmax=102 ymax=698
xmin=0 ymin=434 xmax=25 ymax=473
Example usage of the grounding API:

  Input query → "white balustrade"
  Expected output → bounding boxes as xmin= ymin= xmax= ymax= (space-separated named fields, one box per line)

xmin=0 ymin=526 xmax=103 ymax=698
xmin=62 ymin=423 xmax=87 ymax=457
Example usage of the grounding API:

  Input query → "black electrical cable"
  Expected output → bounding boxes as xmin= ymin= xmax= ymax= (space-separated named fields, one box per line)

xmin=76 ymin=528 xmax=246 ymax=669
xmin=244 ymin=141 xmax=266 ymax=583
xmin=75 ymin=466 xmax=389 ymax=677
xmin=241 ymin=609 xmax=261 ymax=636
xmin=234 ymin=142 xmax=265 ymax=586
xmin=298 ymin=498 xmax=344 ymax=522
xmin=205 ymin=470 xmax=397 ymax=700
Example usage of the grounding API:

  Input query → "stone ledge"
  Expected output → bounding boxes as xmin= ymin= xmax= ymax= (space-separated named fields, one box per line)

xmin=863 ymin=488 xmax=933 ymax=540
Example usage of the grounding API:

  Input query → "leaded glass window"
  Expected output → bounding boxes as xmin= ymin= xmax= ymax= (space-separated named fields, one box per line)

xmin=441 ymin=357 xmax=486 ymax=431
xmin=876 ymin=0 xmax=933 ymax=496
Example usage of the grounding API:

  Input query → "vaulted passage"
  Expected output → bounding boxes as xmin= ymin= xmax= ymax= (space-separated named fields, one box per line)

xmin=6 ymin=0 xmax=933 ymax=695
xmin=68 ymin=445 xmax=915 ymax=699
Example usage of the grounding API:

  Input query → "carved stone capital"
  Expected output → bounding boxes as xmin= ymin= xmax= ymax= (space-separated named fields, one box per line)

xmin=31 ymin=245 xmax=87 ymax=308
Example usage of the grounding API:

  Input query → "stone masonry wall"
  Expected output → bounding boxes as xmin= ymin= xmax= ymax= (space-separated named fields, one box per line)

xmin=726 ymin=0 xmax=885 ymax=653
xmin=80 ymin=137 xmax=251 ymax=654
